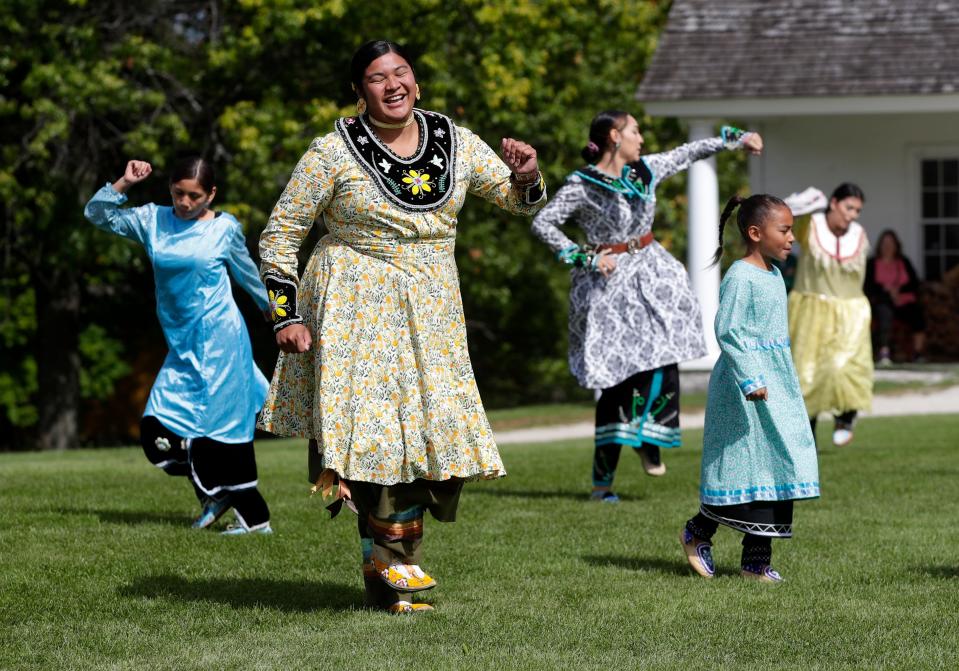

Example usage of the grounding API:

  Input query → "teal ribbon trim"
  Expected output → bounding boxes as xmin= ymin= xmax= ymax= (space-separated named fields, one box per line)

xmin=574 ymin=167 xmax=650 ymax=200
xmin=721 ymin=125 xmax=748 ymax=147
xmin=739 ymin=375 xmax=767 ymax=395
xmin=700 ymin=481 xmax=821 ymax=505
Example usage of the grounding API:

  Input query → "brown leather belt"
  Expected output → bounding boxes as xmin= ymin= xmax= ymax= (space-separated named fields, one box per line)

xmin=596 ymin=232 xmax=655 ymax=255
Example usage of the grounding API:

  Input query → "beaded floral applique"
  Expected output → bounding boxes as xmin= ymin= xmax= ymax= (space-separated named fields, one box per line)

xmin=336 ymin=109 xmax=457 ymax=213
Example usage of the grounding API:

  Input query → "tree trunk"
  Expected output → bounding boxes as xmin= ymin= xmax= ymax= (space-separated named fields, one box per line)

xmin=35 ymin=272 xmax=81 ymax=451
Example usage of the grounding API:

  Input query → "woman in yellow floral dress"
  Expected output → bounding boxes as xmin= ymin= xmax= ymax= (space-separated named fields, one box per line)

xmin=258 ymin=40 xmax=547 ymax=613
xmin=784 ymin=184 xmax=872 ymax=447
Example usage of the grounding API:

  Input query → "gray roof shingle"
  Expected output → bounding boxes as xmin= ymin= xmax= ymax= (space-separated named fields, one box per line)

xmin=637 ymin=0 xmax=959 ymax=100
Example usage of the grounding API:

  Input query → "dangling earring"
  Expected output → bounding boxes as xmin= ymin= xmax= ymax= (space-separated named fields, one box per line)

xmin=415 ymin=84 xmax=421 ymax=101
xmin=615 ymin=141 xmax=622 ymax=150
xmin=356 ymin=98 xmax=367 ymax=115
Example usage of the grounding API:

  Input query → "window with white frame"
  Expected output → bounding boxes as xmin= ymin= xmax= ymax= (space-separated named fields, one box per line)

xmin=921 ymin=158 xmax=959 ymax=280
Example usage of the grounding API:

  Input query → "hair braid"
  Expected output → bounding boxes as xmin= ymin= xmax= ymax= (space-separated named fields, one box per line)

xmin=713 ymin=195 xmax=744 ymax=266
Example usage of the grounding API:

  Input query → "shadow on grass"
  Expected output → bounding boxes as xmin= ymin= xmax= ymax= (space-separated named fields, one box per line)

xmin=582 ymin=554 xmax=738 ymax=577
xmin=55 ymin=507 xmax=194 ymax=527
xmin=918 ymin=565 xmax=959 ymax=579
xmin=119 ymin=574 xmax=365 ymax=612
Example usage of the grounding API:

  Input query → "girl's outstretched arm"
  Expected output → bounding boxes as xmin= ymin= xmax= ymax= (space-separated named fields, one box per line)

xmin=83 ymin=160 xmax=155 ymax=245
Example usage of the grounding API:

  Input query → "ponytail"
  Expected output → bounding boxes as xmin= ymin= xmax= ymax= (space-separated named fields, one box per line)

xmin=581 ymin=110 xmax=629 ymax=162
xmin=713 ymin=196 xmax=744 ymax=266
xmin=581 ymin=141 xmax=602 ymax=163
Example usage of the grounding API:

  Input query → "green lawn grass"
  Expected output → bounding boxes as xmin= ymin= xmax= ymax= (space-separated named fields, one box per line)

xmin=2 ymin=415 xmax=958 ymax=670
xmin=486 ymin=401 xmax=595 ymax=430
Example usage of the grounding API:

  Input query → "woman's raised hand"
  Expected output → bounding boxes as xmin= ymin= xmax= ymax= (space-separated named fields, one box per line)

xmin=113 ymin=160 xmax=152 ymax=193
xmin=501 ymin=138 xmax=539 ymax=178
xmin=743 ymin=133 xmax=764 ymax=156
xmin=276 ymin=323 xmax=312 ymax=354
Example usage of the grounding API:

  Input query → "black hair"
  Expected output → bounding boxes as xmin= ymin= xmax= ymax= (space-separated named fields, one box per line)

xmin=168 ymin=156 xmax=215 ymax=193
xmin=713 ymin=193 xmax=789 ymax=265
xmin=350 ymin=39 xmax=415 ymax=97
xmin=581 ymin=110 xmax=630 ymax=162
xmin=827 ymin=182 xmax=865 ymax=209
xmin=874 ymin=229 xmax=902 ymax=259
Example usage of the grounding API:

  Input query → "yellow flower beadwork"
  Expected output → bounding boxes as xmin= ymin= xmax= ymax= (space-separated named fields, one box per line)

xmin=268 ymin=290 xmax=288 ymax=320
xmin=401 ymin=170 xmax=434 ymax=196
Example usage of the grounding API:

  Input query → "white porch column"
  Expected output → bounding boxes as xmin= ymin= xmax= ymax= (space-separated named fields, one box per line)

xmin=684 ymin=119 xmax=721 ymax=369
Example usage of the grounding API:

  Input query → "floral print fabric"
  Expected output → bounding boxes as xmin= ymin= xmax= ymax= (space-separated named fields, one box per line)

xmin=258 ymin=114 xmax=546 ymax=485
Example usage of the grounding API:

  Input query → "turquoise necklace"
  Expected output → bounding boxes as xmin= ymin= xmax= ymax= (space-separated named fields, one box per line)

xmin=574 ymin=164 xmax=649 ymax=199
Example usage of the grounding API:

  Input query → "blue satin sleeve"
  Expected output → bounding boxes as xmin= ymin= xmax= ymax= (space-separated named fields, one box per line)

xmin=225 ymin=218 xmax=269 ymax=311
xmin=83 ymin=183 xmax=153 ymax=246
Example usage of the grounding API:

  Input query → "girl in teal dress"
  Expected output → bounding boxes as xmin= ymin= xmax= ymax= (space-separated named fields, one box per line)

xmin=679 ymin=194 xmax=820 ymax=583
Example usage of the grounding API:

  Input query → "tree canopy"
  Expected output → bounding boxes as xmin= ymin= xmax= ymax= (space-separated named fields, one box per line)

xmin=1 ymin=0 xmax=749 ymax=449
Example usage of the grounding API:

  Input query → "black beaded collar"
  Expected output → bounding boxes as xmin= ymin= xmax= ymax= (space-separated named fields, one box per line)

xmin=573 ymin=160 xmax=654 ymax=200
xmin=335 ymin=109 xmax=457 ymax=213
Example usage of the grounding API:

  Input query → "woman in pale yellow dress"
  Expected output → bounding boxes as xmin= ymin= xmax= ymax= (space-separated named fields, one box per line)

xmin=258 ymin=40 xmax=547 ymax=613
xmin=784 ymin=184 xmax=872 ymax=447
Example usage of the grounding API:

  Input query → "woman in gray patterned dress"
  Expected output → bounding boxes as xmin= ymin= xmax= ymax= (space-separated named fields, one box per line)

xmin=531 ymin=111 xmax=763 ymax=501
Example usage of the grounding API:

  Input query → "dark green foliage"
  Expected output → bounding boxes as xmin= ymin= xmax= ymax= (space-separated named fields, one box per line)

xmin=1 ymin=0 xmax=751 ymax=448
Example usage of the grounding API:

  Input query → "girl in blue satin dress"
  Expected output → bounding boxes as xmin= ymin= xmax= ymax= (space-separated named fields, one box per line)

xmin=84 ymin=157 xmax=273 ymax=534
xmin=679 ymin=194 xmax=819 ymax=583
